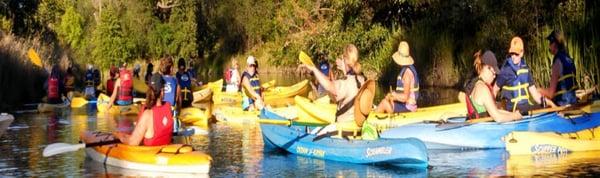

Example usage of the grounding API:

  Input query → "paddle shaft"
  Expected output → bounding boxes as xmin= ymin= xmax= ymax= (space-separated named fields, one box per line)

xmin=86 ymin=139 xmax=121 ymax=147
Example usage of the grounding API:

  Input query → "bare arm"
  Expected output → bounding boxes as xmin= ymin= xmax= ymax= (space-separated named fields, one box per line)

xmin=539 ymin=61 xmax=561 ymax=98
xmin=301 ymin=64 xmax=337 ymax=97
xmin=114 ymin=110 xmax=151 ymax=145
xmin=529 ymin=85 xmax=557 ymax=107
xmin=107 ymin=79 xmax=121 ymax=108
xmin=391 ymin=69 xmax=413 ymax=103
xmin=242 ymin=76 xmax=262 ymax=100
xmin=475 ymin=82 xmax=522 ymax=122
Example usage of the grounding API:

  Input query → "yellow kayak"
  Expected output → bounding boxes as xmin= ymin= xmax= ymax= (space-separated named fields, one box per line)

xmin=96 ymin=93 xmax=140 ymax=115
xmin=81 ymin=131 xmax=211 ymax=174
xmin=133 ymin=78 xmax=148 ymax=94
xmin=213 ymin=80 xmax=308 ymax=108
xmin=214 ymin=106 xmax=296 ymax=123
xmin=506 ymin=150 xmax=600 ymax=176
xmin=192 ymin=79 xmax=224 ymax=103
xmin=505 ymin=126 xmax=600 ymax=155
xmin=179 ymin=107 xmax=212 ymax=128
xmin=294 ymin=95 xmax=467 ymax=130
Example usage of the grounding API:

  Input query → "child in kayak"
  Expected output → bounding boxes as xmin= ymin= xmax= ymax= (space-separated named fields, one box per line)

xmin=225 ymin=59 xmax=241 ymax=93
xmin=376 ymin=41 xmax=419 ymax=113
xmin=468 ymin=50 xmax=522 ymax=122
xmin=538 ymin=30 xmax=578 ymax=106
xmin=241 ymin=56 xmax=264 ymax=111
xmin=176 ymin=58 xmax=194 ymax=108
xmin=113 ymin=74 xmax=173 ymax=146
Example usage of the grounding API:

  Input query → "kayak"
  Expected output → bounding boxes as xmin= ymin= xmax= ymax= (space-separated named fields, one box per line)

xmin=506 ymin=150 xmax=600 ymax=176
xmin=259 ymin=109 xmax=429 ymax=168
xmin=214 ymin=106 xmax=296 ymax=123
xmin=133 ymin=78 xmax=148 ymax=94
xmin=38 ymin=102 xmax=69 ymax=113
xmin=294 ymin=95 xmax=467 ymax=129
xmin=213 ymin=80 xmax=309 ymax=108
xmin=504 ymin=126 xmax=600 ymax=155
xmin=0 ymin=113 xmax=14 ymax=137
xmin=81 ymin=131 xmax=211 ymax=174
xmin=96 ymin=93 xmax=140 ymax=115
xmin=192 ymin=79 xmax=226 ymax=103
xmin=179 ymin=107 xmax=212 ymax=128
xmin=380 ymin=111 xmax=600 ymax=150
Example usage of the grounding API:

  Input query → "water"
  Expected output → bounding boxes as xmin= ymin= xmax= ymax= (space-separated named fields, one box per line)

xmin=2 ymin=75 xmax=600 ymax=177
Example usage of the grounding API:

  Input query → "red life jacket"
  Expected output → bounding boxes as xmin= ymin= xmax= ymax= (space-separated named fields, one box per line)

xmin=225 ymin=69 xmax=232 ymax=83
xmin=142 ymin=102 xmax=173 ymax=146
xmin=48 ymin=76 xmax=60 ymax=100
xmin=466 ymin=79 xmax=494 ymax=120
xmin=118 ymin=70 xmax=133 ymax=102
xmin=107 ymin=79 xmax=115 ymax=96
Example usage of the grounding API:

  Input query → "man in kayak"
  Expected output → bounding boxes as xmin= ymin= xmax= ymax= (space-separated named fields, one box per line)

xmin=376 ymin=41 xmax=419 ymax=113
xmin=83 ymin=64 xmax=99 ymax=99
xmin=225 ymin=59 xmax=241 ymax=92
xmin=106 ymin=66 xmax=117 ymax=97
xmin=300 ymin=44 xmax=366 ymax=135
xmin=64 ymin=66 xmax=75 ymax=98
xmin=468 ymin=50 xmax=522 ymax=122
xmin=539 ymin=30 xmax=578 ymax=106
xmin=113 ymin=74 xmax=173 ymax=146
xmin=159 ymin=57 xmax=182 ymax=133
xmin=176 ymin=58 xmax=194 ymax=108
xmin=496 ymin=36 xmax=556 ymax=113
xmin=107 ymin=64 xmax=134 ymax=108
xmin=241 ymin=56 xmax=264 ymax=111
xmin=46 ymin=65 xmax=66 ymax=104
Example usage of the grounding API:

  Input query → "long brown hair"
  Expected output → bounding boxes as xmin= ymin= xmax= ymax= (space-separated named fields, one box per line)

xmin=160 ymin=57 xmax=173 ymax=75
xmin=473 ymin=50 xmax=484 ymax=75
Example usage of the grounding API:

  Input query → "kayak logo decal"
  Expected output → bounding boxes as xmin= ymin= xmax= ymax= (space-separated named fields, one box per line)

xmin=366 ymin=147 xmax=392 ymax=157
xmin=296 ymin=146 xmax=325 ymax=158
xmin=530 ymin=144 xmax=571 ymax=154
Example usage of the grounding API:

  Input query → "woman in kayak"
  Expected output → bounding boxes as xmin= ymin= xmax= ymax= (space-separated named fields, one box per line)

xmin=46 ymin=64 xmax=66 ymax=104
xmin=538 ymin=30 xmax=578 ymax=106
xmin=106 ymin=66 xmax=118 ymax=97
xmin=376 ymin=41 xmax=419 ymax=113
xmin=496 ymin=37 xmax=556 ymax=113
xmin=225 ymin=59 xmax=241 ymax=92
xmin=241 ymin=56 xmax=264 ymax=111
xmin=469 ymin=50 xmax=522 ymax=122
xmin=300 ymin=44 xmax=366 ymax=134
xmin=113 ymin=74 xmax=173 ymax=146
xmin=107 ymin=64 xmax=134 ymax=108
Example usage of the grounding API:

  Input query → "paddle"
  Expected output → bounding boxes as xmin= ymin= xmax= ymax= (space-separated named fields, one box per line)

xmin=299 ymin=51 xmax=315 ymax=67
xmin=258 ymin=118 xmax=328 ymax=127
xmin=70 ymin=97 xmax=97 ymax=108
xmin=27 ymin=48 xmax=43 ymax=68
xmin=43 ymin=139 xmax=120 ymax=157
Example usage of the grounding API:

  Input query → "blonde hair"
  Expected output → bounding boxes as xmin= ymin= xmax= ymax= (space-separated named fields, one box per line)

xmin=343 ymin=44 xmax=361 ymax=74
xmin=473 ymin=50 xmax=484 ymax=75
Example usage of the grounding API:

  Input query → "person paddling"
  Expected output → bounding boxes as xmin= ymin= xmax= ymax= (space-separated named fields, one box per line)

xmin=241 ymin=56 xmax=264 ymax=111
xmin=46 ymin=65 xmax=66 ymax=104
xmin=539 ymin=30 xmax=578 ymax=106
xmin=113 ymin=74 xmax=173 ymax=146
xmin=300 ymin=44 xmax=367 ymax=135
xmin=376 ymin=41 xmax=419 ymax=113
xmin=496 ymin=36 xmax=556 ymax=113
xmin=468 ymin=50 xmax=522 ymax=122
xmin=176 ymin=58 xmax=194 ymax=108
xmin=107 ymin=64 xmax=134 ymax=109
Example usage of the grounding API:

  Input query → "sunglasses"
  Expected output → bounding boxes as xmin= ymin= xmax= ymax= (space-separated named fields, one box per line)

xmin=510 ymin=52 xmax=520 ymax=56
xmin=249 ymin=64 xmax=257 ymax=67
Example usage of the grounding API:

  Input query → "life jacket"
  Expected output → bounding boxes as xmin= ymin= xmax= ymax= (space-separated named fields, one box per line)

xmin=319 ymin=61 xmax=330 ymax=76
xmin=48 ymin=75 xmax=60 ymax=100
xmin=176 ymin=71 xmax=193 ymax=103
xmin=553 ymin=51 xmax=578 ymax=106
xmin=242 ymin=71 xmax=261 ymax=96
xmin=225 ymin=69 xmax=232 ymax=83
xmin=85 ymin=70 xmax=95 ymax=87
xmin=117 ymin=69 xmax=133 ymax=103
xmin=162 ymin=75 xmax=178 ymax=106
xmin=500 ymin=58 xmax=534 ymax=112
xmin=142 ymin=102 xmax=173 ymax=146
xmin=106 ymin=79 xmax=115 ymax=96
xmin=93 ymin=69 xmax=101 ymax=87
xmin=466 ymin=78 xmax=492 ymax=120
xmin=395 ymin=65 xmax=420 ymax=101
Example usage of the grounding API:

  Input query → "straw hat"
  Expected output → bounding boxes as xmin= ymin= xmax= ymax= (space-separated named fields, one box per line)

xmin=392 ymin=41 xmax=414 ymax=66
xmin=509 ymin=37 xmax=524 ymax=57
xmin=353 ymin=80 xmax=375 ymax=127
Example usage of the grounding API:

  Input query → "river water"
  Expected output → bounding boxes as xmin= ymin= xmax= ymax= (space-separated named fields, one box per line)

xmin=2 ymin=75 xmax=600 ymax=177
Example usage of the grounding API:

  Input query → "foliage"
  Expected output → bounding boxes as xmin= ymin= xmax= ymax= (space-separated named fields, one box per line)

xmin=57 ymin=4 xmax=84 ymax=48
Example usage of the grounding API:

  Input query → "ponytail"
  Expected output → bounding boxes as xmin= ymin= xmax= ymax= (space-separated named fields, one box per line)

xmin=144 ymin=86 xmax=161 ymax=109
xmin=473 ymin=50 xmax=484 ymax=75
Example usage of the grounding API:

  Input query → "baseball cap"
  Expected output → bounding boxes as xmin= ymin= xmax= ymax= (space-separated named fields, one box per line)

xmin=482 ymin=50 xmax=500 ymax=73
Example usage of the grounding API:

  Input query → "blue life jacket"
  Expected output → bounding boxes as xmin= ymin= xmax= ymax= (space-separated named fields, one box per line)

xmin=85 ymin=70 xmax=95 ymax=87
xmin=176 ymin=71 xmax=193 ymax=102
xmin=553 ymin=50 xmax=577 ymax=106
xmin=242 ymin=71 xmax=261 ymax=109
xmin=319 ymin=61 xmax=330 ymax=76
xmin=395 ymin=65 xmax=420 ymax=100
xmin=162 ymin=75 xmax=178 ymax=106
xmin=499 ymin=58 xmax=534 ymax=111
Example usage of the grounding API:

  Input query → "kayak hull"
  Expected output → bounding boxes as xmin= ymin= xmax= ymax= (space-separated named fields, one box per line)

xmin=380 ymin=112 xmax=600 ymax=149
xmin=179 ymin=107 xmax=212 ymax=128
xmin=82 ymin=131 xmax=211 ymax=174
xmin=505 ymin=127 xmax=600 ymax=155
xmin=96 ymin=93 xmax=140 ymax=115
xmin=215 ymin=106 xmax=296 ymax=123
xmin=0 ymin=113 xmax=14 ymax=137
xmin=260 ymin=111 xmax=429 ymax=168
xmin=213 ymin=80 xmax=310 ymax=108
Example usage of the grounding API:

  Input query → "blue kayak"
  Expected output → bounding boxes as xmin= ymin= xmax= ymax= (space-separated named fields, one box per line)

xmin=260 ymin=109 xmax=429 ymax=168
xmin=380 ymin=112 xmax=600 ymax=149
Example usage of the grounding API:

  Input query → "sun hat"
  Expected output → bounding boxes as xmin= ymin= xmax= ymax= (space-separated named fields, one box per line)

xmin=246 ymin=56 xmax=256 ymax=65
xmin=509 ymin=37 xmax=524 ymax=57
xmin=481 ymin=50 xmax=500 ymax=73
xmin=392 ymin=41 xmax=414 ymax=66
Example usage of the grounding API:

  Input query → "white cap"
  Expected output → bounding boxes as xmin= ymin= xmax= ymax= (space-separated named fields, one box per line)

xmin=246 ymin=56 xmax=256 ymax=65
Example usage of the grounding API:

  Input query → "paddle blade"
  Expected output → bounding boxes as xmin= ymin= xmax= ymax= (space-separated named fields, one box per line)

xmin=299 ymin=51 xmax=315 ymax=67
xmin=70 ymin=97 xmax=88 ymax=108
xmin=43 ymin=143 xmax=85 ymax=157
xmin=27 ymin=48 xmax=43 ymax=68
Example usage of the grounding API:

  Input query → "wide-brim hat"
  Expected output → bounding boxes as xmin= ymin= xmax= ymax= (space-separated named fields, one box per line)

xmin=354 ymin=80 xmax=375 ymax=127
xmin=392 ymin=41 xmax=414 ymax=66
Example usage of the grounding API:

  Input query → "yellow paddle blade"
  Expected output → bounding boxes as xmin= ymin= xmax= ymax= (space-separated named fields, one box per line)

xmin=70 ymin=97 xmax=88 ymax=108
xmin=261 ymin=80 xmax=276 ymax=89
xmin=27 ymin=48 xmax=43 ymax=68
xmin=299 ymin=51 xmax=315 ymax=67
